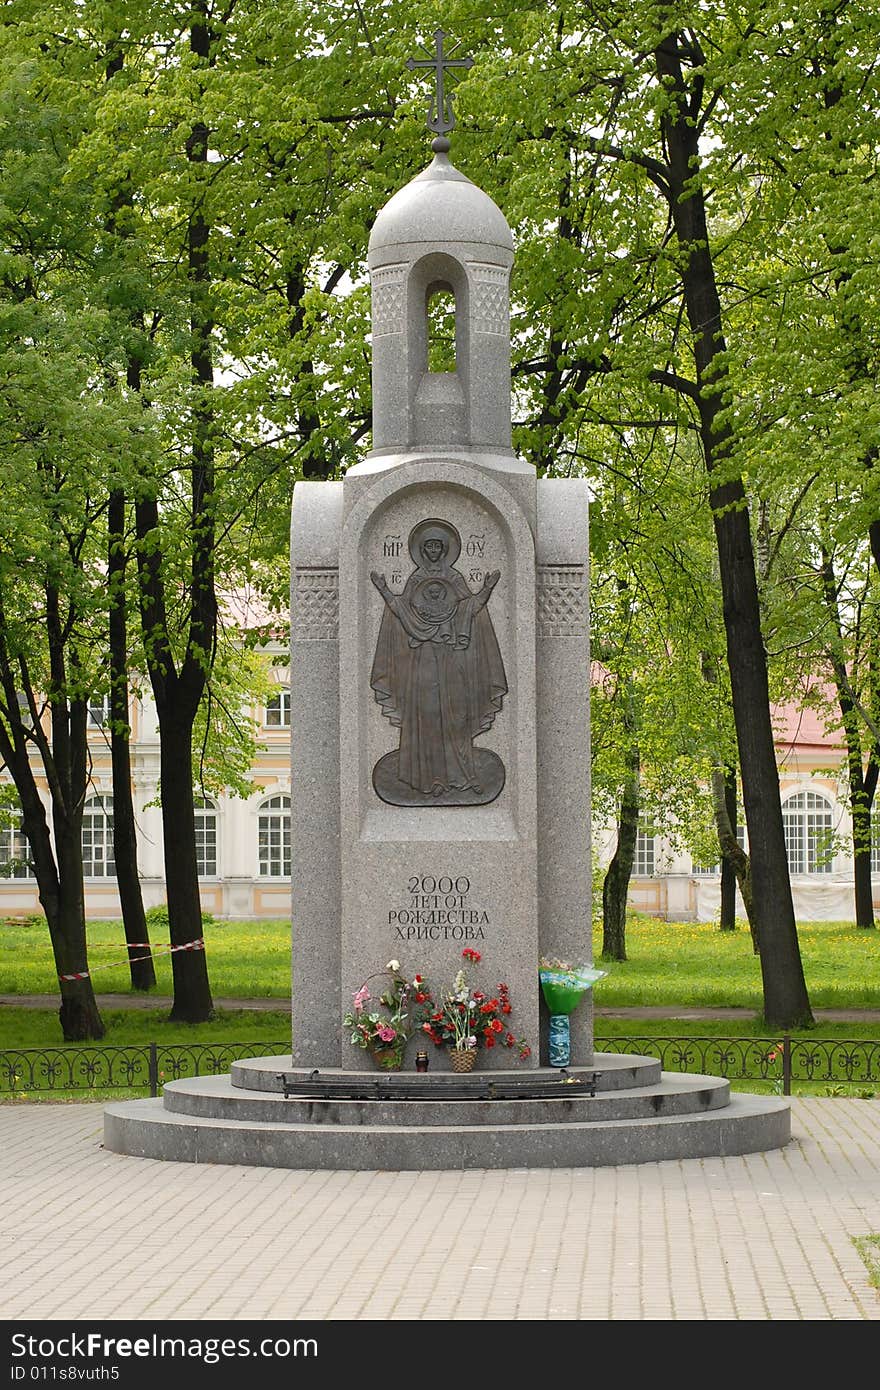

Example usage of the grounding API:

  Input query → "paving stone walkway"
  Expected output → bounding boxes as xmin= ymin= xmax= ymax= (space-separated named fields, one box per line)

xmin=1 ymin=1098 xmax=878 ymax=1321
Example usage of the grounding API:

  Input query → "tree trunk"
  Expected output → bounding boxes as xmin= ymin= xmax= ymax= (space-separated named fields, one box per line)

xmin=108 ymin=487 xmax=156 ymax=988
xmin=159 ymin=711 xmax=213 ymax=1022
xmin=719 ymin=767 xmax=738 ymax=931
xmin=710 ymin=767 xmax=757 ymax=950
xmin=0 ymin=725 xmax=104 ymax=1039
xmin=55 ymin=800 xmax=105 ymax=1041
xmin=656 ymin=31 xmax=813 ymax=1028
xmin=602 ymin=738 xmax=639 ymax=962
xmin=852 ymin=801 xmax=876 ymax=929
xmin=46 ymin=580 xmax=105 ymax=1040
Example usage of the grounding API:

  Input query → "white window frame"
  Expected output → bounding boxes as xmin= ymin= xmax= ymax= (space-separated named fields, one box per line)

xmin=782 ymin=790 xmax=834 ymax=875
xmin=88 ymin=695 xmax=110 ymax=728
xmin=194 ymin=797 xmax=218 ymax=879
xmin=869 ymin=812 xmax=880 ymax=874
xmin=0 ymin=808 xmax=33 ymax=879
xmin=264 ymin=689 xmax=291 ymax=729
xmin=258 ymin=794 xmax=291 ymax=878
xmin=82 ymin=795 xmax=115 ymax=879
xmin=634 ymin=822 xmax=656 ymax=877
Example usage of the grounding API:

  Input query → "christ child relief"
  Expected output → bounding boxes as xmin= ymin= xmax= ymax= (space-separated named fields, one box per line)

xmin=369 ymin=518 xmax=507 ymax=807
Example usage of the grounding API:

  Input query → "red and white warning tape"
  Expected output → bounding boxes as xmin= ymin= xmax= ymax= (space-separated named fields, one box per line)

xmin=59 ymin=937 xmax=205 ymax=981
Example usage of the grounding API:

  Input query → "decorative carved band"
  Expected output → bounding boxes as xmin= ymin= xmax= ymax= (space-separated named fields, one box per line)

xmin=468 ymin=262 xmax=509 ymax=336
xmin=292 ymin=569 xmax=339 ymax=640
xmin=537 ymin=566 xmax=588 ymax=637
xmin=371 ymin=263 xmax=407 ymax=336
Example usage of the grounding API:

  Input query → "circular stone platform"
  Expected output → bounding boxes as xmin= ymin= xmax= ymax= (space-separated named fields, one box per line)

xmin=103 ymin=1052 xmax=791 ymax=1171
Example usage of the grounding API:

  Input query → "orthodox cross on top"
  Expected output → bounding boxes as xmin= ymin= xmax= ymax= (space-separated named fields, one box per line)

xmin=406 ymin=29 xmax=473 ymax=149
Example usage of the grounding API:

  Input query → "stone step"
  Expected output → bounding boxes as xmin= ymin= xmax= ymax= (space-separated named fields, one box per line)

xmin=162 ymin=1069 xmax=731 ymax=1126
xmin=104 ymin=1086 xmax=790 ymax=1171
xmin=230 ymin=1052 xmax=663 ymax=1094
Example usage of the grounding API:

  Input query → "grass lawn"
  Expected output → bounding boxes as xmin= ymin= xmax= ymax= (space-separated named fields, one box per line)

xmin=2 ymin=912 xmax=878 ymax=1009
xmin=0 ymin=1006 xmax=290 ymax=1049
xmin=0 ymin=915 xmax=291 ymax=998
xmin=591 ymin=915 xmax=880 ymax=1011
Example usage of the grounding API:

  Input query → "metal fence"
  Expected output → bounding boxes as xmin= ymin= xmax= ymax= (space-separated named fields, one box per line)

xmin=1 ymin=1034 xmax=879 ymax=1097
xmin=0 ymin=1041 xmax=288 ymax=1097
xmin=597 ymin=1034 xmax=880 ymax=1094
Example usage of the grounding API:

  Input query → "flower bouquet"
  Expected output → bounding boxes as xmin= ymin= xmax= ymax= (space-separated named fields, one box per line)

xmin=342 ymin=959 xmax=416 ymax=1069
xmin=416 ymin=949 xmax=531 ymax=1070
xmin=539 ymin=956 xmax=608 ymax=1067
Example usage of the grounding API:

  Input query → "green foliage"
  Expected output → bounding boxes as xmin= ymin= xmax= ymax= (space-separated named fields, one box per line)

xmin=192 ymin=643 xmax=273 ymax=800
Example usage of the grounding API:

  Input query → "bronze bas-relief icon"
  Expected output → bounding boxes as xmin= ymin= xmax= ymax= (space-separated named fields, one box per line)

xmin=370 ymin=518 xmax=507 ymax=807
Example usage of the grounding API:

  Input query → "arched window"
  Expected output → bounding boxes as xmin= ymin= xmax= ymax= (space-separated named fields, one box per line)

xmin=194 ymin=797 xmax=218 ymax=878
xmin=0 ymin=807 xmax=33 ymax=879
xmin=782 ymin=791 xmax=833 ymax=874
xmin=258 ymin=794 xmax=291 ymax=878
xmin=82 ymin=795 xmax=115 ymax=878
xmin=264 ymin=689 xmax=291 ymax=729
xmin=426 ymin=284 xmax=456 ymax=373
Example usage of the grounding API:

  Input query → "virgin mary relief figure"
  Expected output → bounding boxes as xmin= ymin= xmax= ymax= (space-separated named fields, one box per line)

xmin=370 ymin=518 xmax=508 ymax=807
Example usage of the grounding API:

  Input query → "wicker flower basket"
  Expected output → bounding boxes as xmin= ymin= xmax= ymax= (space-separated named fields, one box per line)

xmin=449 ymin=1047 xmax=477 ymax=1073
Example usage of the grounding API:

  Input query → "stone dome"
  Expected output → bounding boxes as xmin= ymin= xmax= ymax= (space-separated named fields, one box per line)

xmin=368 ymin=152 xmax=513 ymax=254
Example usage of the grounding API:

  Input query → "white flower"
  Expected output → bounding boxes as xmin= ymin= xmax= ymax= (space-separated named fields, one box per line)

xmin=386 ymin=959 xmax=400 ymax=972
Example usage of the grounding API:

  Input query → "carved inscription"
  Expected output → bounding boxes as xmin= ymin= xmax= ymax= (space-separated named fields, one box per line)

xmin=536 ymin=565 xmax=588 ymax=637
xmin=382 ymin=533 xmax=405 ymax=586
xmin=389 ymin=874 xmax=489 ymax=942
xmin=465 ymin=531 xmax=485 ymax=586
xmin=292 ymin=569 xmax=339 ymax=640
xmin=370 ymin=519 xmax=507 ymax=807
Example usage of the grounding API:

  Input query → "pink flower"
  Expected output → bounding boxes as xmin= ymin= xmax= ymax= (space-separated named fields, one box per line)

xmin=353 ymin=985 xmax=370 ymax=1012
xmin=377 ymin=1025 xmax=396 ymax=1043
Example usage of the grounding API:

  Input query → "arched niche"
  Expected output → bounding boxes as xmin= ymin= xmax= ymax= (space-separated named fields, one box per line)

xmin=408 ymin=253 xmax=470 ymax=445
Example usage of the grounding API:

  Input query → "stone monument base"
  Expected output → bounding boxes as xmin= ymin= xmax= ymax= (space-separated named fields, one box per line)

xmin=103 ymin=1053 xmax=790 ymax=1170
